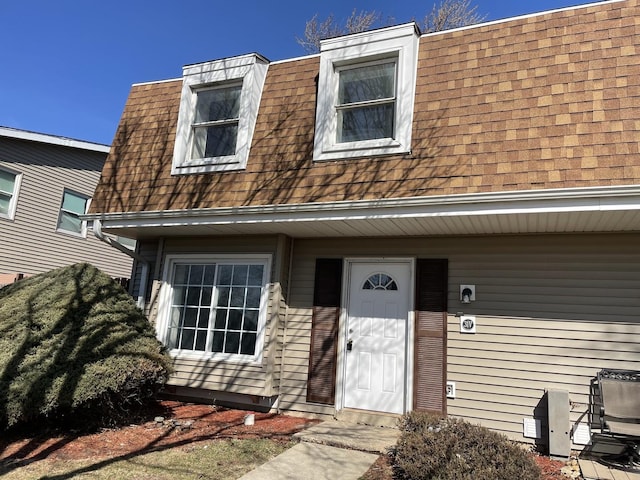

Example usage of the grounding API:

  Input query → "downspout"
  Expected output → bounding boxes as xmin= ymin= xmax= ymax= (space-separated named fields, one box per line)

xmin=93 ymin=219 xmax=149 ymax=310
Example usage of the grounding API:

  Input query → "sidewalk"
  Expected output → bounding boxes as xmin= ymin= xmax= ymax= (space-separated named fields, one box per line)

xmin=238 ymin=420 xmax=400 ymax=480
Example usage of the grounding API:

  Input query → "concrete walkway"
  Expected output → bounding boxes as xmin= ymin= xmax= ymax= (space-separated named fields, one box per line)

xmin=238 ymin=420 xmax=400 ymax=480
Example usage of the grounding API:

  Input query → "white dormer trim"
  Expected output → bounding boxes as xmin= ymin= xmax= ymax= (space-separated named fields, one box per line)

xmin=314 ymin=23 xmax=420 ymax=162
xmin=171 ymin=54 xmax=269 ymax=175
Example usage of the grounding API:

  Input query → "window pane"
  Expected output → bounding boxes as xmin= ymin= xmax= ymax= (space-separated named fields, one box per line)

xmin=0 ymin=170 xmax=15 ymax=194
xmin=183 ymin=308 xmax=198 ymax=327
xmin=228 ymin=309 xmax=243 ymax=330
xmin=230 ymin=287 xmax=245 ymax=307
xmin=186 ymin=287 xmax=201 ymax=306
xmin=224 ymin=332 xmax=240 ymax=354
xmin=195 ymin=86 xmax=241 ymax=123
xmin=217 ymin=287 xmax=230 ymax=307
xmin=201 ymin=286 xmax=213 ymax=306
xmin=169 ymin=307 xmax=182 ymax=328
xmin=174 ymin=265 xmax=189 ymax=284
xmin=244 ymin=310 xmax=259 ymax=332
xmin=338 ymin=103 xmax=394 ymax=143
xmin=58 ymin=211 xmax=82 ymax=233
xmin=248 ymin=265 xmax=264 ymax=286
xmin=189 ymin=265 xmax=204 ymax=285
xmin=339 ymin=63 xmax=395 ymax=105
xmin=245 ymin=287 xmax=261 ymax=309
xmin=217 ymin=265 xmax=233 ymax=285
xmin=167 ymin=328 xmax=179 ymax=349
xmin=204 ymin=265 xmax=216 ymax=285
xmin=214 ymin=309 xmax=227 ymax=329
xmin=0 ymin=194 xmax=10 ymax=215
xmin=61 ymin=192 xmax=87 ymax=214
xmin=172 ymin=286 xmax=187 ymax=305
xmin=180 ymin=329 xmax=195 ymax=350
xmin=198 ymin=309 xmax=210 ymax=328
xmin=192 ymin=124 xmax=238 ymax=158
xmin=212 ymin=330 xmax=224 ymax=352
xmin=195 ymin=331 xmax=207 ymax=351
xmin=240 ymin=333 xmax=256 ymax=355
xmin=232 ymin=265 xmax=249 ymax=285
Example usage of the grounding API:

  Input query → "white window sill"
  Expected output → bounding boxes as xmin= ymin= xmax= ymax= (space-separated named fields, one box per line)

xmin=169 ymin=349 xmax=262 ymax=365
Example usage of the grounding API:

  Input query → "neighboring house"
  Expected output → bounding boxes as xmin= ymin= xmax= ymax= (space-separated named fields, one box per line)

xmin=0 ymin=127 xmax=133 ymax=285
xmin=87 ymin=0 xmax=640 ymax=451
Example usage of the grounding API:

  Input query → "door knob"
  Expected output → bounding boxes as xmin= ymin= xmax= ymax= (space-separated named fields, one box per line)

xmin=347 ymin=339 xmax=353 ymax=351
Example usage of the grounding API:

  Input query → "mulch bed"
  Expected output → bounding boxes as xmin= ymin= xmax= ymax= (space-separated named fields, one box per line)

xmin=0 ymin=401 xmax=316 ymax=463
xmin=0 ymin=401 xmax=573 ymax=479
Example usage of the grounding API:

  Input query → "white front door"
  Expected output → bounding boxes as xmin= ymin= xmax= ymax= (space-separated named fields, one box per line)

xmin=343 ymin=261 xmax=411 ymax=414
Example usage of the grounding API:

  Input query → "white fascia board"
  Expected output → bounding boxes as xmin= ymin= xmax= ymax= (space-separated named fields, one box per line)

xmin=0 ymin=127 xmax=110 ymax=153
xmin=84 ymin=185 xmax=640 ymax=229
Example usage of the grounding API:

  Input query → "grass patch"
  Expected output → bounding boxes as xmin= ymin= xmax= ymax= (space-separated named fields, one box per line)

xmin=0 ymin=438 xmax=291 ymax=480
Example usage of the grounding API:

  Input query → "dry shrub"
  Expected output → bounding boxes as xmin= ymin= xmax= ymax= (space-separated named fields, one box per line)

xmin=393 ymin=412 xmax=541 ymax=480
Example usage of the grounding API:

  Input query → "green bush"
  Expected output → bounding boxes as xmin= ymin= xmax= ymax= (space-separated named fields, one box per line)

xmin=393 ymin=412 xmax=541 ymax=480
xmin=0 ymin=263 xmax=172 ymax=430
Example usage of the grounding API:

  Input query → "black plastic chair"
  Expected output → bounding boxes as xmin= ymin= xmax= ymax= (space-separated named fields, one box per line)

xmin=597 ymin=369 xmax=640 ymax=470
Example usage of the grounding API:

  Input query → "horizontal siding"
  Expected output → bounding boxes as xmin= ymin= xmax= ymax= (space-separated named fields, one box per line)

xmin=0 ymin=137 xmax=132 ymax=278
xmin=281 ymin=233 xmax=640 ymax=443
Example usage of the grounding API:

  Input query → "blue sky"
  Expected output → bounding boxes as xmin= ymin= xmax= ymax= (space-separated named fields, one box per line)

xmin=0 ymin=0 xmax=602 ymax=145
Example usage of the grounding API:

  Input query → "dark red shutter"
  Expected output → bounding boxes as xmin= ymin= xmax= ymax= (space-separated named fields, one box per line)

xmin=306 ymin=258 xmax=342 ymax=404
xmin=414 ymin=259 xmax=448 ymax=414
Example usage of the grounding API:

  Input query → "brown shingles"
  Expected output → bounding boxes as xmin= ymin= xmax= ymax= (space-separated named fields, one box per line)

xmin=90 ymin=0 xmax=640 ymax=215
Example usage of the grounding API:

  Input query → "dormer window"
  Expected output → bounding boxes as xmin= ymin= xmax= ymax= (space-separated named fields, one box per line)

xmin=337 ymin=61 xmax=396 ymax=143
xmin=314 ymin=23 xmax=420 ymax=162
xmin=172 ymin=54 xmax=269 ymax=175
xmin=191 ymin=83 xmax=242 ymax=159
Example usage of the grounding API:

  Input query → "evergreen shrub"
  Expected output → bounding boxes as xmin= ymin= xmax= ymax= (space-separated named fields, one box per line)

xmin=0 ymin=263 xmax=172 ymax=430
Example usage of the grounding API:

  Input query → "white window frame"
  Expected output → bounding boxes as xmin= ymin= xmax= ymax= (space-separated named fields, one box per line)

xmin=314 ymin=23 xmax=420 ymax=162
xmin=157 ymin=254 xmax=272 ymax=364
xmin=171 ymin=54 xmax=269 ymax=175
xmin=56 ymin=189 xmax=90 ymax=237
xmin=0 ymin=166 xmax=22 ymax=221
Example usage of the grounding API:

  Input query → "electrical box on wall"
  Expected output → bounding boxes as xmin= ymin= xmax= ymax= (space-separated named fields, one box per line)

xmin=460 ymin=315 xmax=476 ymax=333
xmin=446 ymin=381 xmax=456 ymax=399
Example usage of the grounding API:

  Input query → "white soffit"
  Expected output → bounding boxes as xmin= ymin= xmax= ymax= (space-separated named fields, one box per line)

xmin=86 ymin=186 xmax=640 ymax=238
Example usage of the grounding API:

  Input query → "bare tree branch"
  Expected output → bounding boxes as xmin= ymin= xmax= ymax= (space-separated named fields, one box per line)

xmin=296 ymin=1 xmax=485 ymax=54
xmin=296 ymin=9 xmax=386 ymax=54
xmin=423 ymin=0 xmax=486 ymax=33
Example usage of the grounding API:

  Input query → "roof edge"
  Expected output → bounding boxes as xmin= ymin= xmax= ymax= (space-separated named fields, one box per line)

xmin=85 ymin=184 xmax=640 ymax=224
xmin=0 ymin=126 xmax=110 ymax=153
xmin=420 ymin=0 xmax=627 ymax=39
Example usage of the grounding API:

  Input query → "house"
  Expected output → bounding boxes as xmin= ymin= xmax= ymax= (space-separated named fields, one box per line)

xmin=86 ymin=0 xmax=640 ymax=451
xmin=0 ymin=127 xmax=133 ymax=285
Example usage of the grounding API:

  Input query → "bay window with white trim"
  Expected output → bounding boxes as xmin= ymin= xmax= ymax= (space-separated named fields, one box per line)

xmin=160 ymin=255 xmax=271 ymax=363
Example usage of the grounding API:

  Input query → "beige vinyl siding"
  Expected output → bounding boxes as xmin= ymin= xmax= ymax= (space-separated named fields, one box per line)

xmin=280 ymin=233 xmax=640 ymax=442
xmin=0 ymin=137 xmax=132 ymax=278
xmin=144 ymin=235 xmax=287 ymax=398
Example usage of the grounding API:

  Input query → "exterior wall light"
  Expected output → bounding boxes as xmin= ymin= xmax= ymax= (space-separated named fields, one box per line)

xmin=460 ymin=284 xmax=475 ymax=304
